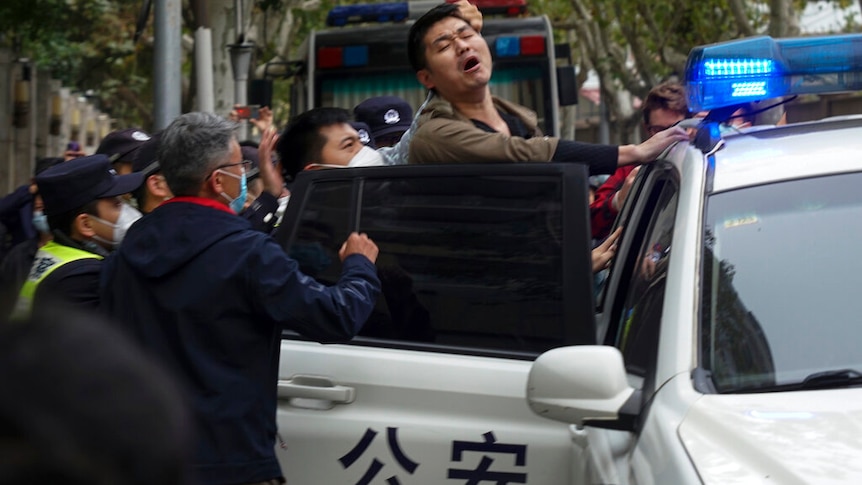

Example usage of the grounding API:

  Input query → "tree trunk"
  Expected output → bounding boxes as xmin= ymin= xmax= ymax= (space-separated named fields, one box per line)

xmin=210 ymin=0 xmax=240 ymax=115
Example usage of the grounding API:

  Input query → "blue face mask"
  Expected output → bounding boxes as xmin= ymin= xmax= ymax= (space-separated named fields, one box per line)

xmin=218 ymin=169 xmax=248 ymax=214
xmin=32 ymin=210 xmax=50 ymax=234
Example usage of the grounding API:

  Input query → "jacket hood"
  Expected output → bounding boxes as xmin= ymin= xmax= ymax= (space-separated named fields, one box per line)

xmin=118 ymin=201 xmax=253 ymax=278
xmin=679 ymin=388 xmax=862 ymax=484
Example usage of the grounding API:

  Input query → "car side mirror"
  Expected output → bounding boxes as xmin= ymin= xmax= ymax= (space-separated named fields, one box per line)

xmin=526 ymin=345 xmax=641 ymax=431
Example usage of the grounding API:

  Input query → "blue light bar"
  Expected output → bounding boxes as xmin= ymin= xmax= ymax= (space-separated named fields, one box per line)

xmin=685 ymin=34 xmax=862 ymax=111
xmin=343 ymin=45 xmax=369 ymax=67
xmin=327 ymin=2 xmax=409 ymax=27
xmin=702 ymin=59 xmax=776 ymax=77
xmin=495 ymin=37 xmax=520 ymax=57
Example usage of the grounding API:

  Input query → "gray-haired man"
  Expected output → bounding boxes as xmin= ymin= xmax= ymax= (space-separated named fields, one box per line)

xmin=101 ymin=112 xmax=381 ymax=485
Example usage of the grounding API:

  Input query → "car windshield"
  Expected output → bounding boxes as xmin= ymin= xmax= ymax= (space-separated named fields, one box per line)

xmin=701 ymin=171 xmax=862 ymax=393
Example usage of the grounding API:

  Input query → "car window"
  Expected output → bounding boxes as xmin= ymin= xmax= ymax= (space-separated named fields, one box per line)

xmin=287 ymin=173 xmax=583 ymax=358
xmin=702 ymin=172 xmax=862 ymax=393
xmin=286 ymin=179 xmax=354 ymax=286
xmin=594 ymin=169 xmax=649 ymax=308
xmin=613 ymin=176 xmax=679 ymax=380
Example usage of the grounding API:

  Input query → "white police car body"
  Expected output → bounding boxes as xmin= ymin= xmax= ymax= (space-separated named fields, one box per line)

xmin=273 ymin=162 xmax=598 ymax=484
xmin=528 ymin=34 xmax=862 ymax=484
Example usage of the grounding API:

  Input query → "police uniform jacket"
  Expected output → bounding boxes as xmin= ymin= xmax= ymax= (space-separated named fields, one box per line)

xmin=11 ymin=233 xmax=104 ymax=319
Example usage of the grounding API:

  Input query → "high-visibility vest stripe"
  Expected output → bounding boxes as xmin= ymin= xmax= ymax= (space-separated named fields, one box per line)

xmin=11 ymin=241 xmax=102 ymax=320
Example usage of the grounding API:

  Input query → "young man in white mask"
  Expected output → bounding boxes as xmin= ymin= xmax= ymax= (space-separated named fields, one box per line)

xmin=276 ymin=107 xmax=385 ymax=180
xmin=11 ymin=155 xmax=143 ymax=319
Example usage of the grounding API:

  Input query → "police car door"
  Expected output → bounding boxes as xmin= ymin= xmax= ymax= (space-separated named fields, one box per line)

xmin=274 ymin=163 xmax=596 ymax=484
xmin=582 ymin=162 xmax=682 ymax=483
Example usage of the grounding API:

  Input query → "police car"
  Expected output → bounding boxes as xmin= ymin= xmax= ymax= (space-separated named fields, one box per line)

xmin=527 ymin=34 xmax=862 ymax=483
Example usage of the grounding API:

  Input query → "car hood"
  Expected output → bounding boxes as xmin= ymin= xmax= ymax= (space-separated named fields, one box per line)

xmin=678 ymin=388 xmax=862 ymax=484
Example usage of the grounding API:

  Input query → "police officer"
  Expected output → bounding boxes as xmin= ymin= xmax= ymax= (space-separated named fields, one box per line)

xmin=353 ymin=95 xmax=413 ymax=147
xmin=130 ymin=132 xmax=174 ymax=215
xmin=96 ymin=128 xmax=152 ymax=176
xmin=11 ymin=155 xmax=143 ymax=318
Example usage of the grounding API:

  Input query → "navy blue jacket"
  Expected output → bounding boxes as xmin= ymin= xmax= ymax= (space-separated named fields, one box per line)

xmin=100 ymin=197 xmax=381 ymax=485
xmin=0 ymin=185 xmax=36 ymax=253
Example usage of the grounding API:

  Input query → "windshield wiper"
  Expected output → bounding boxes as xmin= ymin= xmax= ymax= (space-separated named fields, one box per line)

xmin=799 ymin=369 xmax=862 ymax=390
xmin=725 ymin=369 xmax=862 ymax=394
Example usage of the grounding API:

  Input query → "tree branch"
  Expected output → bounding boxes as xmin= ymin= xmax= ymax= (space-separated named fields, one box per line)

xmin=115 ymin=85 xmax=154 ymax=128
xmin=729 ymin=0 xmax=756 ymax=36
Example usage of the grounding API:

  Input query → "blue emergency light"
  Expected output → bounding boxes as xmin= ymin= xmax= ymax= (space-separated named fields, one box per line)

xmin=495 ymin=35 xmax=545 ymax=57
xmin=327 ymin=3 xmax=409 ymax=27
xmin=685 ymin=34 xmax=862 ymax=112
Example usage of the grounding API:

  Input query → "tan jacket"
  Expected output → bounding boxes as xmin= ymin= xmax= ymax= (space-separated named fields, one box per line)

xmin=408 ymin=95 xmax=559 ymax=164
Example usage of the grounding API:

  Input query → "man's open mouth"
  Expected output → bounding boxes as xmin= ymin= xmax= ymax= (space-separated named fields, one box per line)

xmin=463 ymin=56 xmax=479 ymax=72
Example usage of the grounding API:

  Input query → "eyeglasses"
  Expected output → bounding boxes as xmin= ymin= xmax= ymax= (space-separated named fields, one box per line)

xmin=206 ymin=160 xmax=252 ymax=180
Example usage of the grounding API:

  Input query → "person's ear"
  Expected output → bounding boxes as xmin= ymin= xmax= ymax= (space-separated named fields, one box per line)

xmin=416 ymin=69 xmax=435 ymax=90
xmin=75 ymin=213 xmax=96 ymax=239
xmin=208 ymin=170 xmax=225 ymax=194
xmin=147 ymin=174 xmax=172 ymax=198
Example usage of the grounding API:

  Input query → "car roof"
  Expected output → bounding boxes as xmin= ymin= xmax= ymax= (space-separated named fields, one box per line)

xmin=709 ymin=114 xmax=862 ymax=193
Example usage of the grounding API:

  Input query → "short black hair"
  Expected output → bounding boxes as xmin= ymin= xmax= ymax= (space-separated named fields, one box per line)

xmin=408 ymin=2 xmax=462 ymax=72
xmin=46 ymin=200 xmax=99 ymax=239
xmin=130 ymin=183 xmax=149 ymax=211
xmin=276 ymin=107 xmax=351 ymax=180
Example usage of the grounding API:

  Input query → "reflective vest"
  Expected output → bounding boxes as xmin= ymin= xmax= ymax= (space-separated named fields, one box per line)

xmin=11 ymin=241 xmax=103 ymax=320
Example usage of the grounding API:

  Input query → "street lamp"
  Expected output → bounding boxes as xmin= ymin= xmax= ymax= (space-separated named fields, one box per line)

xmin=228 ymin=41 xmax=254 ymax=138
xmin=228 ymin=42 xmax=254 ymax=105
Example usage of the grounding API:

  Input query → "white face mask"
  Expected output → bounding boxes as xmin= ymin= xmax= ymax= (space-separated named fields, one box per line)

xmin=90 ymin=203 xmax=143 ymax=249
xmin=347 ymin=146 xmax=385 ymax=167
xmin=304 ymin=146 xmax=385 ymax=171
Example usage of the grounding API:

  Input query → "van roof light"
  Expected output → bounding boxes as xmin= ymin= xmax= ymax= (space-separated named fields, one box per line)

xmin=327 ymin=0 xmax=527 ymax=27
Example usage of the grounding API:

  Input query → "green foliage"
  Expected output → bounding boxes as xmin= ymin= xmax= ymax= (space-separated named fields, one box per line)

xmin=291 ymin=0 xmax=339 ymax=51
xmin=1 ymin=0 xmax=155 ymax=128
xmin=540 ymin=0 xmax=860 ymax=141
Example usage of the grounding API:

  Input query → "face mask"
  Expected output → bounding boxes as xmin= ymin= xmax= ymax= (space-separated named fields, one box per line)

xmin=90 ymin=203 xmax=143 ymax=249
xmin=347 ymin=146 xmax=385 ymax=167
xmin=32 ymin=210 xmax=50 ymax=234
xmin=218 ymin=169 xmax=248 ymax=214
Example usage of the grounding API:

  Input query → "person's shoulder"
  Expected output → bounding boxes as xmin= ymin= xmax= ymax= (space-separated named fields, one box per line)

xmin=418 ymin=97 xmax=459 ymax=122
xmin=0 ymin=185 xmax=32 ymax=213
xmin=40 ymin=253 xmax=102 ymax=291
xmin=415 ymin=109 xmax=477 ymax=136
xmin=155 ymin=199 xmax=251 ymax=226
xmin=2 ymin=238 xmax=38 ymax=262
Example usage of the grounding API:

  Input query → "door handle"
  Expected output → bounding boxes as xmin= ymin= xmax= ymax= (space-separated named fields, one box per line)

xmin=277 ymin=375 xmax=355 ymax=405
